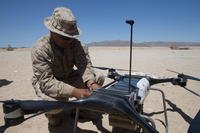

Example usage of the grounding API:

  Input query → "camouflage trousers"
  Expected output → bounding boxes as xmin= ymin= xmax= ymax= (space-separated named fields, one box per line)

xmin=46 ymin=109 xmax=106 ymax=133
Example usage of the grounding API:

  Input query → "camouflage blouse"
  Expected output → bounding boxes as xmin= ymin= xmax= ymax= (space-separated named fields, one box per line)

xmin=31 ymin=35 xmax=95 ymax=101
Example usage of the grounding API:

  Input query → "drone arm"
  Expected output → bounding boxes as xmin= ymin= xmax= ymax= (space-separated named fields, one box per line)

xmin=149 ymin=77 xmax=187 ymax=87
xmin=149 ymin=77 xmax=174 ymax=86
xmin=1 ymin=100 xmax=79 ymax=130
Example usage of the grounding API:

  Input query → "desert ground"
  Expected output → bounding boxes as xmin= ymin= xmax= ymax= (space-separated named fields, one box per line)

xmin=0 ymin=46 xmax=200 ymax=133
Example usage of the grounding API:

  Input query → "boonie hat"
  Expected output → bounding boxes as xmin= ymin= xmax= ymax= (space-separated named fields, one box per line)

xmin=44 ymin=7 xmax=81 ymax=38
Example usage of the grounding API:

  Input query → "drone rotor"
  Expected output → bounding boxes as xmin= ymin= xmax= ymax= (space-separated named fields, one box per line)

xmin=167 ymin=69 xmax=200 ymax=82
xmin=92 ymin=66 xmax=128 ymax=71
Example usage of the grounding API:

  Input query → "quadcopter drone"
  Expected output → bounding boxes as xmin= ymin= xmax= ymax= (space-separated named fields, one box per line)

xmin=0 ymin=20 xmax=199 ymax=133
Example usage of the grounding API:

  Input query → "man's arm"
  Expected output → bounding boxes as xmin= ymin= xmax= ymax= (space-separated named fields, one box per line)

xmin=73 ymin=42 xmax=101 ymax=90
xmin=73 ymin=42 xmax=95 ymax=81
xmin=31 ymin=47 xmax=75 ymax=99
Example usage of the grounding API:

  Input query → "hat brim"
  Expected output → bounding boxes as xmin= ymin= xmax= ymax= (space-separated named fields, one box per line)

xmin=44 ymin=17 xmax=82 ymax=39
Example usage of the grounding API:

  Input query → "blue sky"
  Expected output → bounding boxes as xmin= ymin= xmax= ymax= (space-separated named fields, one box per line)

xmin=0 ymin=0 xmax=200 ymax=47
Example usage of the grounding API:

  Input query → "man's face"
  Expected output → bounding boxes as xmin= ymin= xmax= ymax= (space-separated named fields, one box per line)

xmin=51 ymin=32 xmax=75 ymax=48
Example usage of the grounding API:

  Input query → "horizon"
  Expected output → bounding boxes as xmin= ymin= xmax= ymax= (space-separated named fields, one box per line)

xmin=1 ymin=40 xmax=200 ymax=48
xmin=0 ymin=0 xmax=200 ymax=47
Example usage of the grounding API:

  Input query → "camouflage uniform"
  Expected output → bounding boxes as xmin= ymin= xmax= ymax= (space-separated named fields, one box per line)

xmin=31 ymin=35 xmax=104 ymax=101
xmin=31 ymin=35 xmax=104 ymax=133
xmin=31 ymin=7 xmax=105 ymax=133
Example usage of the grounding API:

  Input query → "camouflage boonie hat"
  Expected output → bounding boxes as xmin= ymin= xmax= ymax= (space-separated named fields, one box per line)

xmin=44 ymin=7 xmax=81 ymax=38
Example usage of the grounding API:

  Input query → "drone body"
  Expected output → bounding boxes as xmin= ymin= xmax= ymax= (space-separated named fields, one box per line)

xmin=1 ymin=67 xmax=197 ymax=133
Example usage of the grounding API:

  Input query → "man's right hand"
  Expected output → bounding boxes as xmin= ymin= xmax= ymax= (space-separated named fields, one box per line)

xmin=71 ymin=88 xmax=92 ymax=99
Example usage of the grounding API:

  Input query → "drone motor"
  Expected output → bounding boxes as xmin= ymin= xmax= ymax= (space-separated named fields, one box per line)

xmin=3 ymin=102 xmax=25 ymax=127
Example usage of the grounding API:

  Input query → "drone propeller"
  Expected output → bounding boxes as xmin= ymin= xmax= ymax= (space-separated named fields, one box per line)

xmin=166 ymin=69 xmax=179 ymax=74
xmin=167 ymin=69 xmax=200 ymax=82
xmin=183 ymin=87 xmax=200 ymax=97
xmin=92 ymin=66 xmax=129 ymax=71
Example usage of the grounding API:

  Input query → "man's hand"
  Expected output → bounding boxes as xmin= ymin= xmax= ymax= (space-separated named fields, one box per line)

xmin=89 ymin=83 xmax=101 ymax=91
xmin=87 ymin=80 xmax=101 ymax=91
xmin=71 ymin=88 xmax=92 ymax=99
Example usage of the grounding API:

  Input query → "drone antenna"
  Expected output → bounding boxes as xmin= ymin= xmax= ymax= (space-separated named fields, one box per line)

xmin=126 ymin=19 xmax=134 ymax=93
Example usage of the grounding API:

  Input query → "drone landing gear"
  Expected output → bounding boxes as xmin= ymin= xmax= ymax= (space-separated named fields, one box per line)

xmin=73 ymin=108 xmax=109 ymax=133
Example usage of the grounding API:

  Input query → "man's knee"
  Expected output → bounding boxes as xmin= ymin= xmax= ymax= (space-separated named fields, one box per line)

xmin=45 ymin=113 xmax=63 ymax=127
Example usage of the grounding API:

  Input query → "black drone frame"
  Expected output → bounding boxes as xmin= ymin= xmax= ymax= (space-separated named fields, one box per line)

xmin=0 ymin=68 xmax=190 ymax=133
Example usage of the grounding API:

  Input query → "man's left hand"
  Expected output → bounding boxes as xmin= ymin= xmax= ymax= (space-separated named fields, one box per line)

xmin=89 ymin=83 xmax=101 ymax=91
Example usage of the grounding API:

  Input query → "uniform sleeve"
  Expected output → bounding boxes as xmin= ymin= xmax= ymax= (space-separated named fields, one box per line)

xmin=31 ymin=46 xmax=74 ymax=99
xmin=73 ymin=42 xmax=95 ymax=83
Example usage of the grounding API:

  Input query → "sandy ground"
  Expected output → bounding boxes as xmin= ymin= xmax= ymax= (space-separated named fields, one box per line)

xmin=0 ymin=46 xmax=200 ymax=133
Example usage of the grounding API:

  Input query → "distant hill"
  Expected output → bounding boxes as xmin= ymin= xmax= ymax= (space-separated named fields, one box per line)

xmin=86 ymin=40 xmax=200 ymax=47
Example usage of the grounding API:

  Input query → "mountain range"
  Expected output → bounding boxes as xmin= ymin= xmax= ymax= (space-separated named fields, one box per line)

xmin=86 ymin=40 xmax=200 ymax=47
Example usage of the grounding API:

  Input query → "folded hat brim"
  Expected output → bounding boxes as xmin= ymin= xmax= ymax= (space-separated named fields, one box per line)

xmin=44 ymin=17 xmax=81 ymax=39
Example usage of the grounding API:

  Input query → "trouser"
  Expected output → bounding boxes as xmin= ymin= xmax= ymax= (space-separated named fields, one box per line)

xmin=46 ymin=70 xmax=105 ymax=133
xmin=46 ymin=109 xmax=104 ymax=133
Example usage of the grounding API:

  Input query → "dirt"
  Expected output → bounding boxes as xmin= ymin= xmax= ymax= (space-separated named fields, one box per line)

xmin=0 ymin=47 xmax=199 ymax=133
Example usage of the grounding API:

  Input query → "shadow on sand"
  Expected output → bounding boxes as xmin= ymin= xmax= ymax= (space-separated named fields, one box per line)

xmin=144 ymin=99 xmax=193 ymax=125
xmin=0 ymin=79 xmax=13 ymax=87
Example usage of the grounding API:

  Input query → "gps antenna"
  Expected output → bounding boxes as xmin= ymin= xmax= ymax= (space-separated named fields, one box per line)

xmin=126 ymin=19 xmax=134 ymax=93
